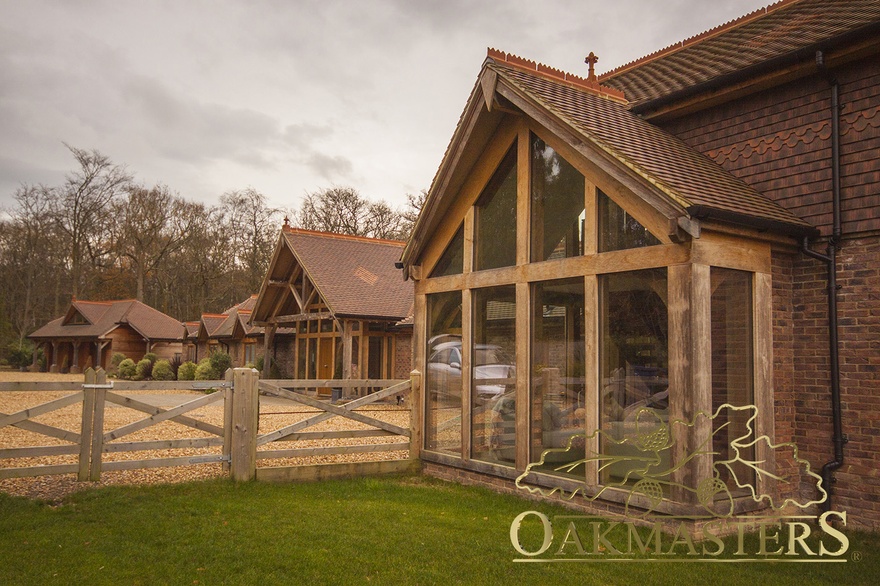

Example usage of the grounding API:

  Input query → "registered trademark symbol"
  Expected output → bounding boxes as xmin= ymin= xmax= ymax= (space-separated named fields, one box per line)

xmin=851 ymin=551 xmax=862 ymax=562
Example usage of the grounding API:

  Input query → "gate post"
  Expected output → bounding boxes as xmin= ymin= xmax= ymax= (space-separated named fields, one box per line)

xmin=409 ymin=370 xmax=422 ymax=461
xmin=230 ymin=368 xmax=259 ymax=481
xmin=88 ymin=368 xmax=108 ymax=482
xmin=222 ymin=368 xmax=234 ymax=473
xmin=78 ymin=368 xmax=96 ymax=481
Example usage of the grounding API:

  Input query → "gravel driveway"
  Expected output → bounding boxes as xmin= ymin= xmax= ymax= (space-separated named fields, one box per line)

xmin=1 ymin=372 xmax=410 ymax=502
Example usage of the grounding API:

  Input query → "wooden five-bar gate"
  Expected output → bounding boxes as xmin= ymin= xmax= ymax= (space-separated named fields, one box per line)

xmin=0 ymin=368 xmax=420 ymax=483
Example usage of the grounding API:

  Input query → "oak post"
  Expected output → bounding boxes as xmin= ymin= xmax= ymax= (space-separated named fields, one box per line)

xmin=88 ymin=368 xmax=108 ymax=481
xmin=222 ymin=368 xmax=234 ymax=473
xmin=230 ymin=367 xmax=259 ymax=481
xmin=78 ymin=368 xmax=96 ymax=481
xmin=409 ymin=369 xmax=422 ymax=461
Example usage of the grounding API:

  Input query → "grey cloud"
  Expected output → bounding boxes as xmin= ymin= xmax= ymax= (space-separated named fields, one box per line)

xmin=306 ymin=152 xmax=354 ymax=181
xmin=283 ymin=123 xmax=334 ymax=148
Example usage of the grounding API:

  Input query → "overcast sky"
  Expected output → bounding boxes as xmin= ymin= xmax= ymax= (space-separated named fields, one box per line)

xmin=1 ymin=0 xmax=769 ymax=214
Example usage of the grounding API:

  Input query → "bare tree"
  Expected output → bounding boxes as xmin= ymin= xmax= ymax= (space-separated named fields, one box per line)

xmin=297 ymin=185 xmax=408 ymax=239
xmin=363 ymin=200 xmax=404 ymax=239
xmin=220 ymin=188 xmax=282 ymax=300
xmin=114 ymin=184 xmax=199 ymax=301
xmin=298 ymin=186 xmax=367 ymax=235
xmin=399 ymin=189 xmax=428 ymax=239
xmin=0 ymin=185 xmax=63 ymax=346
xmin=51 ymin=145 xmax=132 ymax=298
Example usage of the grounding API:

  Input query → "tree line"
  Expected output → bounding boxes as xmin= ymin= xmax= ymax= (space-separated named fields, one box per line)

xmin=0 ymin=145 xmax=424 ymax=356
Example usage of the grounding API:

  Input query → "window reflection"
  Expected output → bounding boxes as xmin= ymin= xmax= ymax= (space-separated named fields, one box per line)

xmin=531 ymin=135 xmax=586 ymax=262
xmin=425 ymin=291 xmax=463 ymax=454
xmin=600 ymin=269 xmax=669 ymax=486
xmin=475 ymin=147 xmax=517 ymax=271
xmin=598 ymin=190 xmax=660 ymax=252
xmin=471 ymin=286 xmax=517 ymax=465
xmin=711 ymin=268 xmax=755 ymax=493
xmin=531 ymin=279 xmax=586 ymax=479
xmin=431 ymin=224 xmax=464 ymax=278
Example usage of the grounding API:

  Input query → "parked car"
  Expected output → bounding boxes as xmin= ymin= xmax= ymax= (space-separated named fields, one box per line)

xmin=426 ymin=338 xmax=515 ymax=404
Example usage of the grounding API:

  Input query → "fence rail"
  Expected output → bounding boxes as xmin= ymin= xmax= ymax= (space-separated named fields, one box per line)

xmin=0 ymin=368 xmax=420 ymax=484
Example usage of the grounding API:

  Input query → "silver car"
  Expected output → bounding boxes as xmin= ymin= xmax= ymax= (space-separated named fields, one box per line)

xmin=427 ymin=338 xmax=515 ymax=404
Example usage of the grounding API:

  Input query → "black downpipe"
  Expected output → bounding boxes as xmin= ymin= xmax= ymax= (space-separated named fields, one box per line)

xmin=801 ymin=51 xmax=845 ymax=512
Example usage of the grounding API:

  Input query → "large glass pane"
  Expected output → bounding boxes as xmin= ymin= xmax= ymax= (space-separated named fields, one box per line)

xmin=475 ymin=146 xmax=517 ymax=271
xmin=430 ymin=224 xmax=464 ymax=277
xmin=600 ymin=269 xmax=669 ymax=487
xmin=711 ymin=268 xmax=755 ymax=495
xmin=425 ymin=292 xmax=463 ymax=454
xmin=471 ymin=286 xmax=517 ymax=465
xmin=598 ymin=190 xmax=660 ymax=252
xmin=530 ymin=135 xmax=586 ymax=262
xmin=531 ymin=279 xmax=586 ymax=479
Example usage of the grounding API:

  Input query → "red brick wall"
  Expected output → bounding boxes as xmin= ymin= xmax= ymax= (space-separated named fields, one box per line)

xmin=660 ymin=57 xmax=880 ymax=238
xmin=657 ymin=52 xmax=880 ymax=530
xmin=394 ymin=330 xmax=413 ymax=379
xmin=785 ymin=238 xmax=880 ymax=530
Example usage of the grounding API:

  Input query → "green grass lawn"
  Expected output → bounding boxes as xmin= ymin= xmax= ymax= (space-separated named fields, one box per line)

xmin=1 ymin=475 xmax=877 ymax=585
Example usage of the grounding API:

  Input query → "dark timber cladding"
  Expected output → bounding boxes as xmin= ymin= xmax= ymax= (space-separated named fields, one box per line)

xmin=250 ymin=224 xmax=413 ymax=383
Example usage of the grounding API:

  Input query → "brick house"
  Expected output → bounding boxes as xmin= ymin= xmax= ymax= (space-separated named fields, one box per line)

xmin=401 ymin=0 xmax=879 ymax=529
xmin=250 ymin=223 xmax=414 ymax=387
xmin=28 ymin=299 xmax=186 ymax=373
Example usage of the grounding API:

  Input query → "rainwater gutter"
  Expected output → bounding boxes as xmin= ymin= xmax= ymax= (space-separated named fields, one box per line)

xmin=800 ymin=50 xmax=845 ymax=512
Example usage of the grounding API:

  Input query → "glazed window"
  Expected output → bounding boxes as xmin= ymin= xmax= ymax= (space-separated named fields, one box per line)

xmin=471 ymin=285 xmax=517 ymax=466
xmin=599 ymin=269 xmax=669 ymax=486
xmin=710 ymin=268 xmax=755 ymax=492
xmin=430 ymin=224 xmax=464 ymax=277
xmin=531 ymin=278 xmax=586 ymax=479
xmin=530 ymin=135 xmax=586 ymax=262
xmin=474 ymin=146 xmax=517 ymax=271
xmin=598 ymin=190 xmax=660 ymax=252
xmin=425 ymin=291 xmax=463 ymax=455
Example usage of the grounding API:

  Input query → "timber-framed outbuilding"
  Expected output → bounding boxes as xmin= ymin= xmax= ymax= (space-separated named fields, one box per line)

xmin=28 ymin=299 xmax=185 ymax=373
xmin=251 ymin=224 xmax=414 ymax=387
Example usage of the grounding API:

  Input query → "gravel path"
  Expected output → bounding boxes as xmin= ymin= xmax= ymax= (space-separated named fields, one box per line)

xmin=1 ymin=372 xmax=410 ymax=502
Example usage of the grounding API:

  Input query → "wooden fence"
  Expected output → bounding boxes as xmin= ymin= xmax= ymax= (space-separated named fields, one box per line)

xmin=0 ymin=368 xmax=420 ymax=483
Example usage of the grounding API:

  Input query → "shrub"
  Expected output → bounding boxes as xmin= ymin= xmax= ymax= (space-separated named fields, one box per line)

xmin=110 ymin=353 xmax=127 ymax=368
xmin=194 ymin=358 xmax=216 ymax=381
xmin=152 ymin=359 xmax=174 ymax=381
xmin=6 ymin=342 xmax=33 ymax=369
xmin=143 ymin=352 xmax=158 ymax=364
xmin=117 ymin=358 xmax=137 ymax=380
xmin=209 ymin=352 xmax=232 ymax=377
xmin=134 ymin=358 xmax=152 ymax=381
xmin=177 ymin=361 xmax=197 ymax=381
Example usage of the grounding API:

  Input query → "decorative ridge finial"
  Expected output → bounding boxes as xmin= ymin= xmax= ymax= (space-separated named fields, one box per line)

xmin=485 ymin=48 xmax=626 ymax=104
xmin=585 ymin=52 xmax=599 ymax=82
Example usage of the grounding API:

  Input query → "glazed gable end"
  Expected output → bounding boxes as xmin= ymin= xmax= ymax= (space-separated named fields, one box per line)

xmin=405 ymin=53 xmax=804 ymax=516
